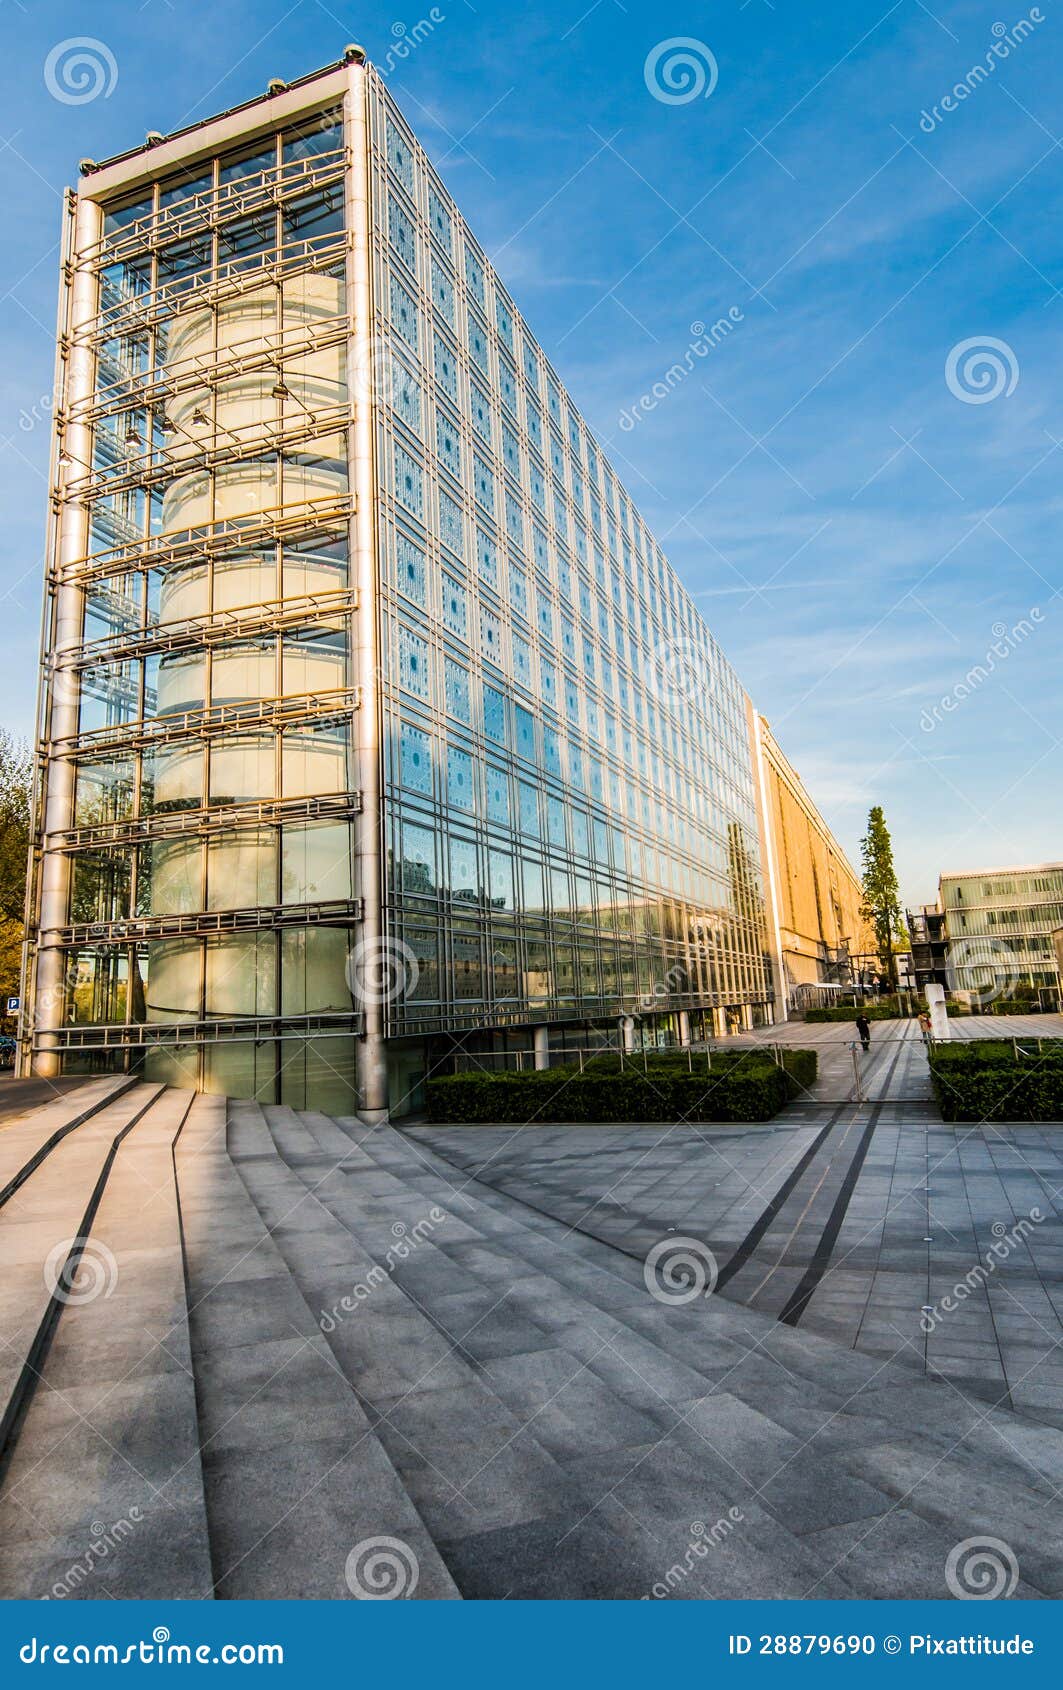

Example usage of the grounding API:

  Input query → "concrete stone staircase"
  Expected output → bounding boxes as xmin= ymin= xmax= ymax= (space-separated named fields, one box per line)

xmin=0 ymin=1081 xmax=1061 ymax=1599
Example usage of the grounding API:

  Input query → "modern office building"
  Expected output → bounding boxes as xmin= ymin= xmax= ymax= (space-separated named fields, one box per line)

xmin=939 ymin=864 xmax=1063 ymax=1005
xmin=22 ymin=51 xmax=857 ymax=1117
xmin=754 ymin=719 xmax=875 ymax=1009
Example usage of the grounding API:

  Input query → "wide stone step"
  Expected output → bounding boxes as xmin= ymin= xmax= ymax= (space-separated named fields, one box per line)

xmin=839 ymin=1441 xmax=1063 ymax=1595
xmin=254 ymin=1107 xmax=838 ymax=1597
xmin=176 ymin=1096 xmax=458 ymax=1600
xmin=0 ymin=1088 xmax=212 ymax=1600
xmin=0 ymin=1074 xmax=136 ymax=1209
xmin=233 ymin=1108 xmax=590 ymax=1555
xmin=373 ymin=1123 xmax=1063 ymax=1595
xmin=0 ymin=1083 xmax=165 ymax=1463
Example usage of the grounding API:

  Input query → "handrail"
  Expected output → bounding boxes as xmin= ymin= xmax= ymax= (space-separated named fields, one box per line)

xmin=51 ymin=686 xmax=360 ymax=755
xmin=76 ymin=314 xmax=350 ymax=424
xmin=59 ymin=497 xmax=352 ymax=584
xmin=68 ymin=587 xmax=356 ymax=669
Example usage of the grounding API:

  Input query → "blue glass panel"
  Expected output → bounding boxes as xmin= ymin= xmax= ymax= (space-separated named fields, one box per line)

xmin=400 ymin=723 xmax=432 ymax=794
xmin=446 ymin=744 xmax=474 ymax=810
xmin=389 ymin=277 xmax=418 ymax=349
xmin=444 ymin=658 xmax=471 ymax=722
xmin=486 ymin=768 xmax=509 ymax=826
xmin=397 ymin=537 xmax=426 ymax=605
xmin=442 ymin=576 xmax=467 ymax=638
xmin=398 ymin=627 xmax=429 ymax=698
xmin=483 ymin=685 xmax=506 ymax=744
xmin=518 ymin=782 xmax=539 ymax=837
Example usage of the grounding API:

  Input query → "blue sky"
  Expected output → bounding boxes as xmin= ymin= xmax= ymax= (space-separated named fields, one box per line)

xmin=0 ymin=0 xmax=1060 ymax=907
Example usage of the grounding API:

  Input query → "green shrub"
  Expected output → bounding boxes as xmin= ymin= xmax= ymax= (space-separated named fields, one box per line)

xmin=425 ymin=1047 xmax=818 ymax=1124
xmin=929 ymin=1039 xmax=1063 ymax=1120
xmin=986 ymin=999 xmax=1049 ymax=1015
xmin=776 ymin=1047 xmax=817 ymax=1091
xmin=805 ymin=1006 xmax=897 ymax=1023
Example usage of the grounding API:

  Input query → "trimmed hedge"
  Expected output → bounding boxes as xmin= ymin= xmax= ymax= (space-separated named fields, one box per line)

xmin=425 ymin=1047 xmax=817 ymax=1125
xmin=981 ymin=999 xmax=1050 ymax=1016
xmin=805 ymin=1006 xmax=897 ymax=1022
xmin=929 ymin=1039 xmax=1063 ymax=1121
xmin=804 ymin=1003 xmax=969 ymax=1022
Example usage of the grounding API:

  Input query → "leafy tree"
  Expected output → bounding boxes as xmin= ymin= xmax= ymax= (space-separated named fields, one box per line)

xmin=0 ymin=732 xmax=33 ymax=1013
xmin=860 ymin=806 xmax=904 ymax=993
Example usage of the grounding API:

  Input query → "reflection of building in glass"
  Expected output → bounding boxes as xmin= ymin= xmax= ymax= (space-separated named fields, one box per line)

xmin=753 ymin=718 xmax=874 ymax=1009
xmin=24 ymin=54 xmax=856 ymax=1116
xmin=940 ymin=866 xmax=1063 ymax=1005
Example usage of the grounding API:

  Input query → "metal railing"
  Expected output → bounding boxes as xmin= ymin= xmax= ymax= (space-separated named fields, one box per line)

xmin=62 ymin=497 xmax=353 ymax=586
xmin=50 ymin=792 xmax=361 ymax=854
xmin=85 ymin=149 xmax=347 ymax=268
xmin=52 ymin=686 xmax=360 ymax=756
xmin=445 ymin=1040 xmax=790 ymax=1078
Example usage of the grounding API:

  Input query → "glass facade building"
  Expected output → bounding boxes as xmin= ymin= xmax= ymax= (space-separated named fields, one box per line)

xmin=23 ymin=53 xmax=785 ymax=1117
xmin=940 ymin=866 xmax=1063 ymax=1002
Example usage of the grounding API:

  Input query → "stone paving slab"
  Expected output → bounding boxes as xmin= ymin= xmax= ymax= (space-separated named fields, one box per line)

xmin=5 ymin=1070 xmax=1063 ymax=1600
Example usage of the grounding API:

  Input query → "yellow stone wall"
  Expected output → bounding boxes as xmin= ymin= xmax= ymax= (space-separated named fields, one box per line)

xmin=756 ymin=718 xmax=874 ymax=990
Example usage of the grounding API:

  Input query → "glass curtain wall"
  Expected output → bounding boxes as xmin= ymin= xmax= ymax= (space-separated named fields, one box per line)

xmin=47 ymin=111 xmax=360 ymax=1107
xmin=366 ymin=72 xmax=774 ymax=1057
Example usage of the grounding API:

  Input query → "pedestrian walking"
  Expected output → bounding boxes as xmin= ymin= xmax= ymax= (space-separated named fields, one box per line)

xmin=855 ymin=1012 xmax=871 ymax=1052
xmin=918 ymin=1010 xmax=932 ymax=1044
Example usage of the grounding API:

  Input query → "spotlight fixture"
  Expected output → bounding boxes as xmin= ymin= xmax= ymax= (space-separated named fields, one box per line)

xmin=271 ymin=376 xmax=290 ymax=401
xmin=124 ymin=423 xmax=141 ymax=446
xmin=155 ymin=414 xmax=176 ymax=436
xmin=190 ymin=409 xmax=210 ymax=427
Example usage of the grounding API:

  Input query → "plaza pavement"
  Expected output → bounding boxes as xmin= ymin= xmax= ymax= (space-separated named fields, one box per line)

xmin=0 ymin=1024 xmax=1062 ymax=1600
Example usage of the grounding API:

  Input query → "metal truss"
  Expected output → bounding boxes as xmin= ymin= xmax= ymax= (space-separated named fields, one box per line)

xmin=62 ymin=497 xmax=353 ymax=587
xmin=78 ymin=313 xmax=350 ymax=426
xmin=58 ymin=897 xmax=362 ymax=947
xmin=83 ymin=150 xmax=347 ymax=270
xmin=50 ymin=793 xmax=362 ymax=854
xmin=39 ymin=1011 xmax=363 ymax=1052
xmin=53 ymin=686 xmax=360 ymax=756
xmin=66 ymin=402 xmax=350 ymax=503
xmin=82 ymin=232 xmax=348 ymax=344
xmin=72 ymin=587 xmax=356 ymax=669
